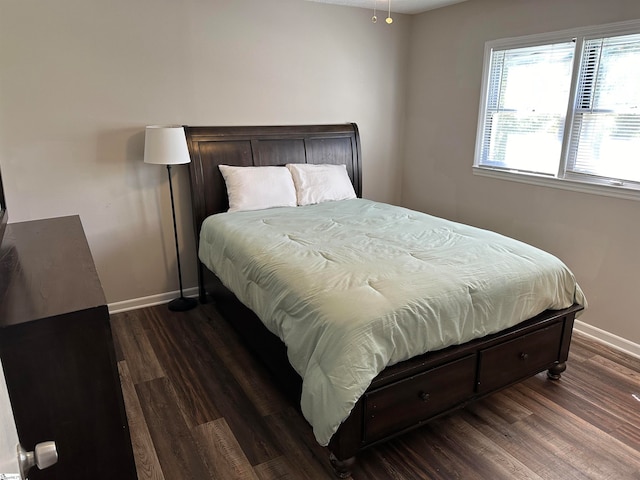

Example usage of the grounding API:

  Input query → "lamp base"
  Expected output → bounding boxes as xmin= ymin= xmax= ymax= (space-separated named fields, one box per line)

xmin=168 ymin=296 xmax=198 ymax=312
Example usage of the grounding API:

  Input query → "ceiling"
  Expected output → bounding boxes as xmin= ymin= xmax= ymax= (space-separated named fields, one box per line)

xmin=303 ymin=0 xmax=468 ymax=15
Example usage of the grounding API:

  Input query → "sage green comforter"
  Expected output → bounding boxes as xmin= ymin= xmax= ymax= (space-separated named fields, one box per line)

xmin=198 ymin=199 xmax=586 ymax=446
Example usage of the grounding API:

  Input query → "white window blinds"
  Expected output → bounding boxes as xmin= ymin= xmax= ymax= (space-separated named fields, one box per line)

xmin=474 ymin=20 xmax=640 ymax=199
xmin=479 ymin=42 xmax=575 ymax=175
xmin=566 ymin=33 xmax=640 ymax=184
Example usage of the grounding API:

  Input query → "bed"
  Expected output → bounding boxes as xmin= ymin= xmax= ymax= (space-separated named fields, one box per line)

xmin=185 ymin=123 xmax=585 ymax=477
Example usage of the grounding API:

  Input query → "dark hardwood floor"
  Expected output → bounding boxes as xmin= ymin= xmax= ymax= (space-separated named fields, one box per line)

xmin=110 ymin=303 xmax=640 ymax=479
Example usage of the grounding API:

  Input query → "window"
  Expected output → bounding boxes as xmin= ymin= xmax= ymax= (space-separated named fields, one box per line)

xmin=474 ymin=20 xmax=640 ymax=199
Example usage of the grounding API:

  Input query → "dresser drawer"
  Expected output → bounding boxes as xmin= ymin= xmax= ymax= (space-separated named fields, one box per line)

xmin=477 ymin=322 xmax=563 ymax=394
xmin=364 ymin=354 xmax=476 ymax=443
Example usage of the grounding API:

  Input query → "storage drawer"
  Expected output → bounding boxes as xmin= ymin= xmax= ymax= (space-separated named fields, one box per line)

xmin=364 ymin=354 xmax=476 ymax=443
xmin=477 ymin=322 xmax=563 ymax=394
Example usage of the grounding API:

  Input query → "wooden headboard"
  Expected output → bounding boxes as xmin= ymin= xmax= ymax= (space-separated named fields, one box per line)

xmin=185 ymin=123 xmax=362 ymax=234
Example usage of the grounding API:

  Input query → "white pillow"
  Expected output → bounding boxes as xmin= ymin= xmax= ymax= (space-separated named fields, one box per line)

xmin=218 ymin=165 xmax=297 ymax=212
xmin=286 ymin=163 xmax=357 ymax=206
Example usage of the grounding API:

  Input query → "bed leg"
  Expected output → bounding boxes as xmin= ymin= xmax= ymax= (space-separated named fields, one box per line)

xmin=329 ymin=452 xmax=355 ymax=478
xmin=547 ymin=361 xmax=566 ymax=380
xmin=327 ymin=399 xmax=362 ymax=478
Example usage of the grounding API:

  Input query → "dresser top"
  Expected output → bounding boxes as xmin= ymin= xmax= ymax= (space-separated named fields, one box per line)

xmin=0 ymin=216 xmax=106 ymax=327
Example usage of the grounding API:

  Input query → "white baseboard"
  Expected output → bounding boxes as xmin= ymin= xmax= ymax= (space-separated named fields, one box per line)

xmin=108 ymin=287 xmax=199 ymax=314
xmin=574 ymin=319 xmax=640 ymax=360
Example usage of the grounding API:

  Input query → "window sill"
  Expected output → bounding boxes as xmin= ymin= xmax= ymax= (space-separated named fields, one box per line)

xmin=472 ymin=166 xmax=640 ymax=202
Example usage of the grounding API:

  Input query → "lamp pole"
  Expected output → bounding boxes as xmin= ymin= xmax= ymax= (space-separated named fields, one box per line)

xmin=166 ymin=164 xmax=197 ymax=312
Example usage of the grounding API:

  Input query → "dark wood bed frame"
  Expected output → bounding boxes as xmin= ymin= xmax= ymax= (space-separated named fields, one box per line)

xmin=185 ymin=123 xmax=583 ymax=478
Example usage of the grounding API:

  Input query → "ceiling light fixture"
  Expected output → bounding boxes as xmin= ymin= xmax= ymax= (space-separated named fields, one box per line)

xmin=372 ymin=1 xmax=392 ymax=25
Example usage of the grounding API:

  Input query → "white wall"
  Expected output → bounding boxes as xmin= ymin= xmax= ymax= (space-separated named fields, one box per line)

xmin=0 ymin=0 xmax=409 ymax=304
xmin=403 ymin=0 xmax=640 ymax=344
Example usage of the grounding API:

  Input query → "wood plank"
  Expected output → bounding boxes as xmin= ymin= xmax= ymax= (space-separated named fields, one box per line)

xmin=197 ymin=306 xmax=290 ymax=417
xmin=588 ymin=353 xmax=640 ymax=385
xmin=138 ymin=307 xmax=223 ymax=426
xmin=572 ymin=332 xmax=640 ymax=372
xmin=357 ymin=434 xmax=444 ymax=480
xmin=525 ymin=359 xmax=640 ymax=434
xmin=112 ymin=311 xmax=164 ymax=384
xmin=441 ymin=415 xmax=543 ymax=480
xmin=461 ymin=392 xmax=586 ymax=480
xmin=263 ymin=408 xmax=337 ymax=479
xmin=614 ymin=421 xmax=640 ymax=451
xmin=117 ymin=360 xmax=165 ymax=480
xmin=253 ymin=456 xmax=299 ymax=480
xmin=524 ymin=412 xmax=639 ymax=479
xmin=141 ymin=305 xmax=282 ymax=466
xmin=112 ymin=319 xmax=125 ymax=362
xmin=136 ymin=377 xmax=212 ymax=480
xmin=356 ymin=418 xmax=488 ymax=480
xmin=462 ymin=388 xmax=532 ymax=425
xmin=193 ymin=418 xmax=260 ymax=480
xmin=507 ymin=382 xmax=640 ymax=478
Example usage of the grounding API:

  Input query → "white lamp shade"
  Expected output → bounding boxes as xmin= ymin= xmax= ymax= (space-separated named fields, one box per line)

xmin=143 ymin=125 xmax=191 ymax=165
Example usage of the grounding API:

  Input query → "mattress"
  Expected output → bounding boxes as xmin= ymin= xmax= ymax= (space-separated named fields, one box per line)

xmin=198 ymin=198 xmax=586 ymax=446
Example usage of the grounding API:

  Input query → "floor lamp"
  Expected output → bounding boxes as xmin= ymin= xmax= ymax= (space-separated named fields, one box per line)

xmin=144 ymin=125 xmax=198 ymax=312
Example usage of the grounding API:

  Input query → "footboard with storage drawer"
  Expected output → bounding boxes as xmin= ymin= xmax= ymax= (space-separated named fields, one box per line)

xmin=363 ymin=354 xmax=477 ymax=443
xmin=327 ymin=304 xmax=581 ymax=477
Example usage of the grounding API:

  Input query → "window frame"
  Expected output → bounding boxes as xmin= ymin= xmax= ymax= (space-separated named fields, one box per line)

xmin=473 ymin=19 xmax=640 ymax=202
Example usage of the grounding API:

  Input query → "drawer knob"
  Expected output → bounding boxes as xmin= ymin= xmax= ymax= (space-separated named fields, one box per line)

xmin=419 ymin=391 xmax=430 ymax=402
xmin=520 ymin=352 xmax=529 ymax=361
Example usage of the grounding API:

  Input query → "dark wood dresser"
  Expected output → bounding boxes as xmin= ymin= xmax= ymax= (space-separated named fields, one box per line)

xmin=0 ymin=216 xmax=136 ymax=479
